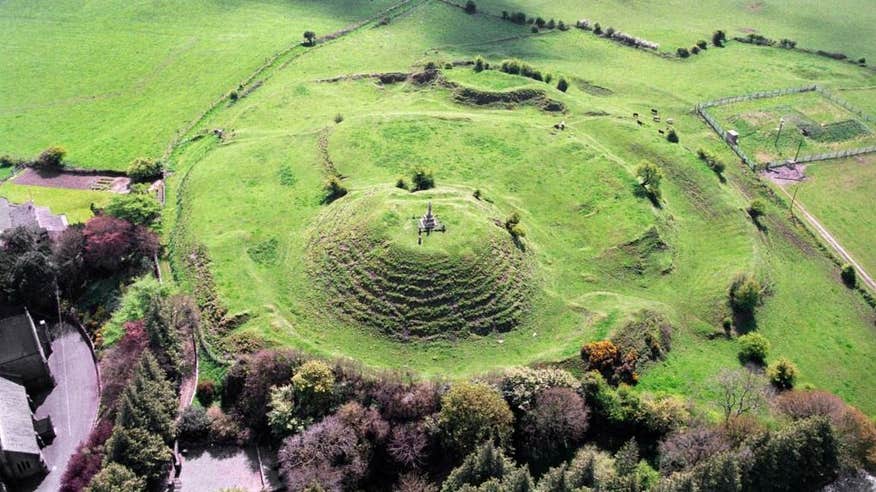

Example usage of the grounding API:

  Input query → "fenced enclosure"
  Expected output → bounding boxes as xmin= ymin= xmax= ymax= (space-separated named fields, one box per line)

xmin=696 ymin=85 xmax=876 ymax=170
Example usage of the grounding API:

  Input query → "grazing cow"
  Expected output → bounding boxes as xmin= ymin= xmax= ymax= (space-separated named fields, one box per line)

xmin=651 ymin=108 xmax=658 ymax=114
xmin=658 ymin=129 xmax=665 ymax=134
xmin=636 ymin=120 xmax=643 ymax=126
xmin=633 ymin=112 xmax=639 ymax=118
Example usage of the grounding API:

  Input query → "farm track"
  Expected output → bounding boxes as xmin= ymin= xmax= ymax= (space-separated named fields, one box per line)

xmin=775 ymin=184 xmax=876 ymax=292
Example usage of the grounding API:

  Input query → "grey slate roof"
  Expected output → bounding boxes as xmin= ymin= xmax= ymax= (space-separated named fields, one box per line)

xmin=0 ymin=314 xmax=43 ymax=366
xmin=0 ymin=377 xmax=39 ymax=455
xmin=0 ymin=198 xmax=68 ymax=234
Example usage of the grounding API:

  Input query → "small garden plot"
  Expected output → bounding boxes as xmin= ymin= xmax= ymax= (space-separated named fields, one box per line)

xmin=13 ymin=168 xmax=130 ymax=192
xmin=709 ymin=91 xmax=876 ymax=163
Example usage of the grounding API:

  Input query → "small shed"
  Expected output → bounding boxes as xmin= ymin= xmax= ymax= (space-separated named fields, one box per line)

xmin=726 ymin=130 xmax=740 ymax=145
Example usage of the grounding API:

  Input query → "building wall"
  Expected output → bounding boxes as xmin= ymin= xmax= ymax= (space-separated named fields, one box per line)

xmin=0 ymin=450 xmax=45 ymax=481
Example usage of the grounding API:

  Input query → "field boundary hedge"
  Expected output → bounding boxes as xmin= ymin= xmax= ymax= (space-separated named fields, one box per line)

xmin=696 ymin=85 xmax=876 ymax=170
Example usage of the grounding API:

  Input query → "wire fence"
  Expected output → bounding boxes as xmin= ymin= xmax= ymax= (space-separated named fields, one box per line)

xmin=696 ymin=84 xmax=876 ymax=170
xmin=764 ymin=145 xmax=876 ymax=169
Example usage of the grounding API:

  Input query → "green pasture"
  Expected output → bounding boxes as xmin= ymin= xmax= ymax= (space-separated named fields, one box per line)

xmin=474 ymin=0 xmax=876 ymax=61
xmin=0 ymin=0 xmax=398 ymax=170
xmin=165 ymin=2 xmax=876 ymax=413
xmin=787 ymin=155 xmax=876 ymax=276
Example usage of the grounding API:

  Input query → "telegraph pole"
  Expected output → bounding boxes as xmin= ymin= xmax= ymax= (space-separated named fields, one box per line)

xmin=793 ymin=137 xmax=804 ymax=163
xmin=775 ymin=117 xmax=785 ymax=153
xmin=789 ymin=184 xmax=801 ymax=218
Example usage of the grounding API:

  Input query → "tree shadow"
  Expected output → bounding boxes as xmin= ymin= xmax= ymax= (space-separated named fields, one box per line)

xmin=732 ymin=309 xmax=757 ymax=334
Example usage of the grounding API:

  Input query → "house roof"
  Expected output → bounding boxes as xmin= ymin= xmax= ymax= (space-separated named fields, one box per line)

xmin=0 ymin=198 xmax=68 ymax=235
xmin=0 ymin=314 xmax=43 ymax=366
xmin=0 ymin=377 xmax=39 ymax=455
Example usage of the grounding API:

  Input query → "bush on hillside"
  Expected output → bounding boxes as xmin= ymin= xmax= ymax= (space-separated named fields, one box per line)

xmin=728 ymin=273 xmax=762 ymax=315
xmin=303 ymin=30 xmax=316 ymax=46
xmin=712 ymin=30 xmax=726 ymax=47
xmin=676 ymin=47 xmax=690 ymax=58
xmin=437 ymin=382 xmax=514 ymax=456
xmin=738 ymin=332 xmax=770 ymax=363
xmin=696 ymin=40 xmax=708 ymax=49
xmin=411 ymin=168 xmax=435 ymax=191
xmin=323 ymin=176 xmax=348 ymax=203
xmin=557 ymin=76 xmax=569 ymax=92
xmin=767 ymin=357 xmax=798 ymax=390
xmin=840 ymin=264 xmax=856 ymax=287
xmin=666 ymin=129 xmax=679 ymax=143
xmin=474 ymin=56 xmax=487 ymax=72
xmin=748 ymin=199 xmax=766 ymax=219
xmin=635 ymin=162 xmax=663 ymax=203
xmin=464 ymin=0 xmax=476 ymax=14
xmin=31 ymin=146 xmax=66 ymax=171
xmin=127 ymin=158 xmax=162 ymax=182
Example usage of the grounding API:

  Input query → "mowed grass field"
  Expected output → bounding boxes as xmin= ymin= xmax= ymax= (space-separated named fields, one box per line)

xmin=0 ymin=0 xmax=399 ymax=170
xmin=0 ymin=182 xmax=111 ymax=223
xmin=475 ymin=0 xmax=876 ymax=61
xmin=164 ymin=1 xmax=876 ymax=414
xmin=786 ymin=155 xmax=876 ymax=276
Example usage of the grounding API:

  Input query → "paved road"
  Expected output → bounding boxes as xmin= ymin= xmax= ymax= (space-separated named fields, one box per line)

xmin=17 ymin=324 xmax=100 ymax=492
xmin=777 ymin=184 xmax=876 ymax=292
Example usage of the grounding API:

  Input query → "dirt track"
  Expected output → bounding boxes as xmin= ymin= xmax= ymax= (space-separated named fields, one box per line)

xmin=775 ymin=184 xmax=876 ymax=292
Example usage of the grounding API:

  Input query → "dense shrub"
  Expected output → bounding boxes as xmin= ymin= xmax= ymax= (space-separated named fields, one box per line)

xmin=82 ymin=216 xmax=159 ymax=273
xmin=556 ymin=76 xmax=569 ymax=92
xmin=696 ymin=40 xmax=708 ymax=49
xmin=178 ymin=406 xmax=211 ymax=442
xmin=441 ymin=442 xmax=533 ymax=492
xmin=504 ymin=212 xmax=526 ymax=238
xmin=593 ymin=23 xmax=602 ymax=35
xmin=105 ymin=192 xmax=162 ymax=227
xmin=582 ymin=340 xmax=639 ymax=385
xmin=104 ymin=425 xmax=171 ymax=485
xmin=85 ymin=463 xmax=145 ymax=492
xmin=412 ymin=168 xmax=435 ymax=191
xmin=728 ymin=272 xmax=762 ymax=315
xmin=690 ymin=46 xmax=700 ymax=55
xmin=500 ymin=367 xmax=580 ymax=411
xmin=635 ymin=162 xmax=663 ymax=203
xmin=396 ymin=473 xmax=438 ymax=492
xmin=31 ymin=146 xmax=66 ymax=170
xmin=98 ymin=321 xmax=148 ymax=411
xmin=464 ymin=0 xmax=476 ymax=14
xmin=303 ymin=30 xmax=316 ymax=46
xmin=278 ymin=402 xmax=388 ymax=491
xmin=0 ymin=226 xmax=57 ymax=310
xmin=223 ymin=349 xmax=305 ymax=430
xmin=520 ymin=387 xmax=589 ymax=464
xmin=744 ymin=417 xmax=840 ymax=491
xmin=206 ymin=406 xmax=247 ymax=445
xmin=748 ymin=198 xmax=766 ymax=220
xmin=115 ymin=352 xmax=178 ymax=444
xmin=438 ymin=382 xmax=514 ymax=456
xmin=767 ymin=357 xmax=798 ymax=390
xmin=373 ymin=379 xmax=441 ymax=422
xmin=840 ymin=264 xmax=856 ymax=287
xmin=292 ymin=360 xmax=336 ymax=415
xmin=774 ymin=390 xmax=876 ymax=472
xmin=126 ymin=158 xmax=162 ymax=182
xmin=388 ymin=423 xmax=430 ymax=468
xmin=196 ymin=380 xmax=216 ymax=407
xmin=712 ymin=30 xmax=726 ymax=47
xmin=473 ymin=56 xmax=487 ymax=72
xmin=737 ymin=332 xmax=770 ymax=363
xmin=536 ymin=445 xmax=616 ymax=491
xmin=676 ymin=47 xmax=690 ymax=58
xmin=323 ymin=176 xmax=348 ymax=203
xmin=666 ymin=129 xmax=679 ymax=143
xmin=60 ymin=420 xmax=114 ymax=492
xmin=658 ymin=426 xmax=730 ymax=473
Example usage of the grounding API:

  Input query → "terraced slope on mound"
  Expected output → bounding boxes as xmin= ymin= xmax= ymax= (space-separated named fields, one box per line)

xmin=307 ymin=186 xmax=534 ymax=339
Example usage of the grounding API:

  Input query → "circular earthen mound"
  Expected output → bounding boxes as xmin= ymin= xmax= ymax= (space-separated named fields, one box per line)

xmin=306 ymin=186 xmax=534 ymax=339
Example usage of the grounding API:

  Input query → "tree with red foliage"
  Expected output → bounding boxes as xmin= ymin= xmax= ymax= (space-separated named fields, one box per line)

xmin=59 ymin=419 xmax=114 ymax=492
xmin=99 ymin=320 xmax=149 ymax=412
xmin=520 ymin=387 xmax=589 ymax=464
xmin=82 ymin=216 xmax=158 ymax=273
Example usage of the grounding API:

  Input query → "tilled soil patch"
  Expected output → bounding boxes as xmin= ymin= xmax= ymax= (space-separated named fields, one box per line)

xmin=13 ymin=168 xmax=130 ymax=192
